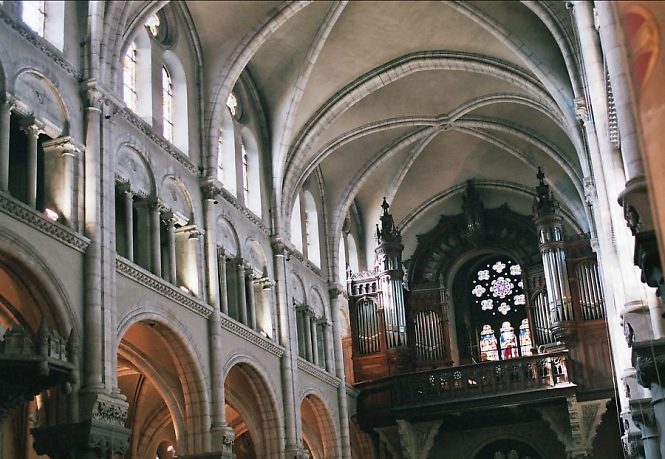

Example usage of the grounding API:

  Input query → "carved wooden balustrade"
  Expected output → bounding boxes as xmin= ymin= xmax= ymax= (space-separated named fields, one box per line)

xmin=392 ymin=351 xmax=572 ymax=408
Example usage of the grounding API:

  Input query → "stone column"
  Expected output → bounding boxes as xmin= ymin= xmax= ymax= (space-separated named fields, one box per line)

xmin=218 ymin=250 xmax=230 ymax=315
xmin=23 ymin=122 xmax=40 ymax=208
xmin=150 ymin=202 xmax=162 ymax=277
xmin=322 ymin=320 xmax=334 ymax=372
xmin=329 ymin=287 xmax=352 ymax=458
xmin=41 ymin=137 xmax=80 ymax=226
xmin=60 ymin=144 xmax=77 ymax=225
xmin=304 ymin=308 xmax=314 ymax=362
xmin=202 ymin=183 xmax=235 ymax=457
xmin=237 ymin=261 xmax=248 ymax=325
xmin=631 ymin=398 xmax=662 ymax=459
xmin=166 ymin=214 xmax=177 ymax=283
xmin=271 ymin=237 xmax=299 ymax=455
xmin=246 ymin=269 xmax=257 ymax=330
xmin=0 ymin=99 xmax=12 ymax=191
xmin=634 ymin=339 xmax=665 ymax=458
xmin=595 ymin=2 xmax=645 ymax=183
xmin=311 ymin=317 xmax=320 ymax=366
xmin=124 ymin=188 xmax=134 ymax=262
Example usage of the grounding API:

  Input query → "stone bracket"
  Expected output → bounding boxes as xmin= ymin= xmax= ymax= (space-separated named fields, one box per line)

xmin=539 ymin=396 xmax=609 ymax=457
xmin=396 ymin=419 xmax=442 ymax=459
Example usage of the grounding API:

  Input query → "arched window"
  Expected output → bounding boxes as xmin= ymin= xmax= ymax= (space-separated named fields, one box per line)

xmin=22 ymin=0 xmax=46 ymax=36
xmin=240 ymin=134 xmax=262 ymax=216
xmin=21 ymin=1 xmax=65 ymax=50
xmin=162 ymin=66 xmax=174 ymax=143
xmin=241 ymin=142 xmax=249 ymax=201
xmin=470 ymin=256 xmax=531 ymax=361
xmin=303 ymin=191 xmax=320 ymax=267
xmin=290 ymin=195 xmax=303 ymax=252
xmin=338 ymin=237 xmax=347 ymax=283
xmin=347 ymin=233 xmax=359 ymax=273
xmin=123 ymin=41 xmax=138 ymax=111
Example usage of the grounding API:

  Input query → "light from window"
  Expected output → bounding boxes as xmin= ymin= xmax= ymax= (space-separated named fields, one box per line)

xmin=23 ymin=0 xmax=46 ymax=36
xmin=123 ymin=42 xmax=138 ymax=111
xmin=304 ymin=215 xmax=311 ymax=254
xmin=241 ymin=143 xmax=249 ymax=200
xmin=226 ymin=93 xmax=238 ymax=117
xmin=217 ymin=135 xmax=224 ymax=181
xmin=162 ymin=66 xmax=174 ymax=142
xmin=145 ymin=13 xmax=161 ymax=37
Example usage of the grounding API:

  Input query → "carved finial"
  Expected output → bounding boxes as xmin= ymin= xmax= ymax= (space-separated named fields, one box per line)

xmin=533 ymin=167 xmax=559 ymax=216
xmin=381 ymin=197 xmax=390 ymax=214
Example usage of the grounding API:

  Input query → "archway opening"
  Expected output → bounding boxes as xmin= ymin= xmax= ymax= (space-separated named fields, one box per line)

xmin=300 ymin=394 xmax=338 ymax=459
xmin=225 ymin=362 xmax=280 ymax=458
xmin=474 ymin=438 xmax=543 ymax=459
xmin=117 ymin=320 xmax=204 ymax=458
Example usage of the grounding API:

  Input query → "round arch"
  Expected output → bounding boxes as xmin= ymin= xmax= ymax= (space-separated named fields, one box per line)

xmin=116 ymin=309 xmax=211 ymax=456
xmin=299 ymin=391 xmax=339 ymax=459
xmin=223 ymin=357 xmax=283 ymax=458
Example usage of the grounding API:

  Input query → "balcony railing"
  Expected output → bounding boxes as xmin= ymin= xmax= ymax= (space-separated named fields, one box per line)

xmin=392 ymin=351 xmax=571 ymax=408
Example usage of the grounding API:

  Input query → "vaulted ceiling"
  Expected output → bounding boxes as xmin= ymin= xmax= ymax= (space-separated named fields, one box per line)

xmin=186 ymin=1 xmax=587 ymax=261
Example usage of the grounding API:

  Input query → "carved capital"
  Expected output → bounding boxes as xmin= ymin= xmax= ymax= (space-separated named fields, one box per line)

xmin=632 ymin=338 xmax=665 ymax=388
xmin=270 ymin=235 xmax=289 ymax=255
xmin=32 ymin=419 xmax=131 ymax=458
xmin=200 ymin=178 xmax=221 ymax=201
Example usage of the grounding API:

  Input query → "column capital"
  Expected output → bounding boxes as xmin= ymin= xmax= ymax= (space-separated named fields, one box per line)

xmin=19 ymin=118 xmax=42 ymax=137
xmin=632 ymin=338 xmax=665 ymax=388
xmin=200 ymin=178 xmax=222 ymax=201
xmin=42 ymin=136 xmax=83 ymax=157
xmin=270 ymin=235 xmax=290 ymax=256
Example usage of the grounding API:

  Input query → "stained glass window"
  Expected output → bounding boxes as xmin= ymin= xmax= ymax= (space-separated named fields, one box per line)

xmin=123 ymin=42 xmax=137 ymax=111
xmin=480 ymin=324 xmax=498 ymax=361
xmin=519 ymin=319 xmax=532 ymax=356
xmin=499 ymin=321 xmax=519 ymax=360
xmin=471 ymin=257 xmax=531 ymax=361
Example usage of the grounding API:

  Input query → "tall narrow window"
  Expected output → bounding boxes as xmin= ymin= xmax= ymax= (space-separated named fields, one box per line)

xmin=162 ymin=66 xmax=174 ymax=142
xmin=123 ymin=42 xmax=138 ymax=111
xmin=23 ymin=0 xmax=46 ymax=36
xmin=241 ymin=143 xmax=249 ymax=201
xmin=217 ymin=135 xmax=224 ymax=182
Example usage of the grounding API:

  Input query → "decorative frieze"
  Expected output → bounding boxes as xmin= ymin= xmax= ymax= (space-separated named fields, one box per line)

xmin=0 ymin=192 xmax=89 ymax=252
xmin=219 ymin=314 xmax=284 ymax=357
xmin=115 ymin=256 xmax=213 ymax=319
xmin=297 ymin=357 xmax=340 ymax=387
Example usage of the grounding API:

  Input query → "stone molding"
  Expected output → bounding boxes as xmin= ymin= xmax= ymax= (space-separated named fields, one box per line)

xmin=218 ymin=187 xmax=270 ymax=235
xmin=219 ymin=314 xmax=284 ymax=357
xmin=0 ymin=8 xmax=82 ymax=80
xmin=116 ymin=256 xmax=213 ymax=319
xmin=0 ymin=192 xmax=89 ymax=252
xmin=297 ymin=357 xmax=339 ymax=387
